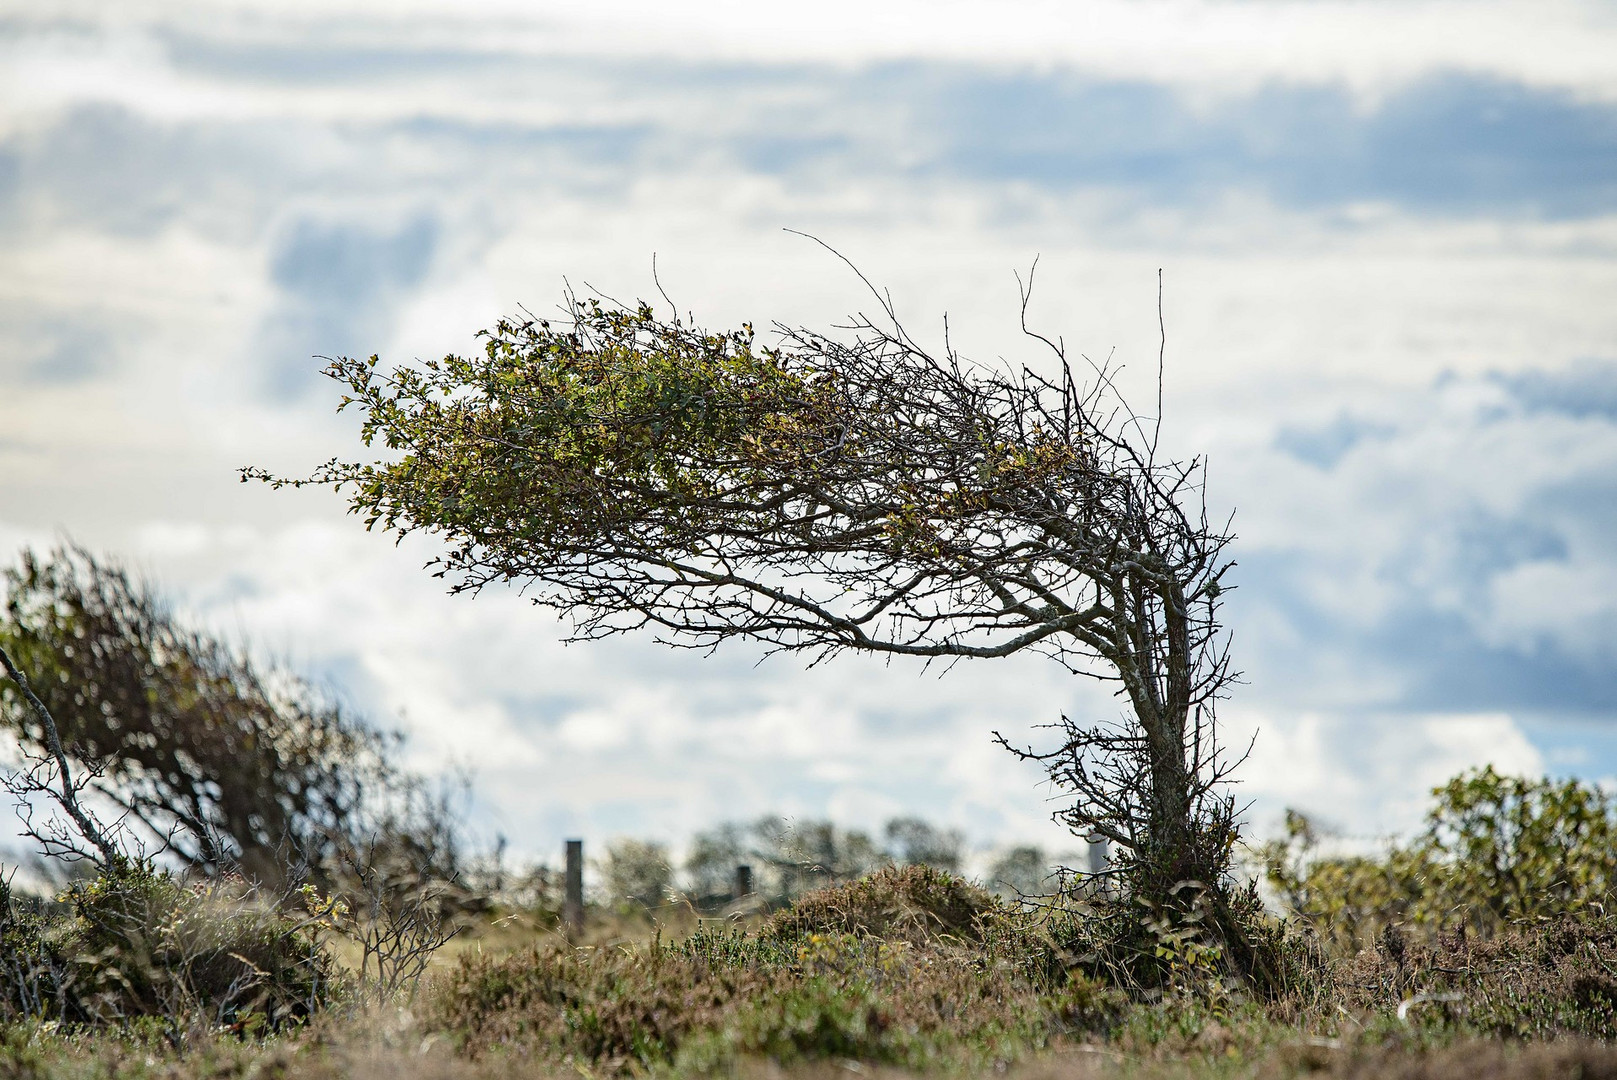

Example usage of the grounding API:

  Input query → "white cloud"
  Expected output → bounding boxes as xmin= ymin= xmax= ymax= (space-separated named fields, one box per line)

xmin=1233 ymin=708 xmax=1544 ymax=838
xmin=9 ymin=0 xmax=1617 ymax=110
xmin=1483 ymin=559 xmax=1617 ymax=662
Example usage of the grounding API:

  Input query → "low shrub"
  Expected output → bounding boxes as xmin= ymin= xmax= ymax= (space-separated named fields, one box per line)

xmin=430 ymin=867 xmax=1102 ymax=1074
xmin=433 ymin=931 xmax=1070 ymax=1074
xmin=0 ymin=861 xmax=335 ymax=1033
xmin=1267 ymin=768 xmax=1617 ymax=953
xmin=1043 ymin=878 xmax=1318 ymax=1007
xmin=1326 ymin=913 xmax=1617 ymax=1041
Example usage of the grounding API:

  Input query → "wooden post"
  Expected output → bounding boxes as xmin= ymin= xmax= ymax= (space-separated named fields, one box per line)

xmin=564 ymin=839 xmax=584 ymax=936
xmin=734 ymin=864 xmax=753 ymax=901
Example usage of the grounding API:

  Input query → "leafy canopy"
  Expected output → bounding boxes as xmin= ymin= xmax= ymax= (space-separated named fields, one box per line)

xmin=250 ymin=293 xmax=1215 ymax=679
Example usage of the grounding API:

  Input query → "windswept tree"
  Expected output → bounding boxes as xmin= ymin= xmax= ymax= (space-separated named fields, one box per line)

xmin=250 ymin=268 xmax=1242 ymax=922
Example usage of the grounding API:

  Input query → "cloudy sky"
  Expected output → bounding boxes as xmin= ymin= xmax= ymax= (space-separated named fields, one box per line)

xmin=3 ymin=0 xmax=1616 ymax=867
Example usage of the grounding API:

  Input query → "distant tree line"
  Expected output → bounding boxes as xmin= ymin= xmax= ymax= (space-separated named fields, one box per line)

xmin=596 ymin=816 xmax=1062 ymax=912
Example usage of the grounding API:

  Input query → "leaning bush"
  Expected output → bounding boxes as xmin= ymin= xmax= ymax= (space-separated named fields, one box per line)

xmin=0 ymin=544 xmax=463 ymax=894
xmin=0 ymin=861 xmax=335 ymax=1032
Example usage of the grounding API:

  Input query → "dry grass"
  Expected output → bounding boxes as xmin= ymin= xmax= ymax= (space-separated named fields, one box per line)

xmin=6 ymin=865 xmax=1617 ymax=1079
xmin=10 ymin=1017 xmax=1617 ymax=1080
xmin=1319 ymin=914 xmax=1617 ymax=1040
xmin=427 ymin=867 xmax=1074 ymax=1075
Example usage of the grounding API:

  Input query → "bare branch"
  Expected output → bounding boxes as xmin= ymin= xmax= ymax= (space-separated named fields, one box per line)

xmin=0 ymin=644 xmax=122 ymax=866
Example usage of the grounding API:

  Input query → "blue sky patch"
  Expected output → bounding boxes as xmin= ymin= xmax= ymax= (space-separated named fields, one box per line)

xmin=1274 ymin=413 xmax=1394 ymax=469
xmin=917 ymin=69 xmax=1617 ymax=218
xmin=1492 ymin=359 xmax=1617 ymax=420
xmin=261 ymin=214 xmax=440 ymax=397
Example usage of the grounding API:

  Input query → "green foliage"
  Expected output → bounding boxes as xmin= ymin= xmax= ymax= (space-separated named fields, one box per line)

xmin=307 ymin=303 xmax=828 ymax=549
xmin=0 ymin=545 xmax=449 ymax=891
xmin=670 ymin=931 xmax=1050 ymax=1074
xmin=1048 ymin=878 xmax=1311 ymax=1005
xmin=0 ymin=862 xmax=334 ymax=1032
xmin=1267 ymin=767 xmax=1617 ymax=951
xmin=1423 ymin=767 xmax=1616 ymax=926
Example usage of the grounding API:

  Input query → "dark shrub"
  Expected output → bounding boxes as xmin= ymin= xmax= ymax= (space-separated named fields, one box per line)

xmin=0 ymin=862 xmax=335 ymax=1032
xmin=0 ymin=544 xmax=462 ymax=894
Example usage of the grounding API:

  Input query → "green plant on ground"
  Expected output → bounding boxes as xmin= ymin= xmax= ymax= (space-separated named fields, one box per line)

xmin=1 ymin=860 xmax=335 ymax=1035
xmin=430 ymin=865 xmax=1099 ymax=1074
xmin=1267 ymin=767 xmax=1617 ymax=952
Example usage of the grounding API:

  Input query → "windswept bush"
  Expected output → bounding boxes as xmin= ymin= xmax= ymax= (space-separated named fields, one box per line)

xmin=0 ymin=544 xmax=463 ymax=892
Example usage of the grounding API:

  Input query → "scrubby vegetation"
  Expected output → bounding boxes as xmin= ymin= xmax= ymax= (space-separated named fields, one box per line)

xmin=2 ymin=773 xmax=1616 ymax=1080
xmin=0 ymin=860 xmax=332 ymax=1033
xmin=0 ymin=544 xmax=464 ymax=892
xmin=1265 ymin=765 xmax=1617 ymax=952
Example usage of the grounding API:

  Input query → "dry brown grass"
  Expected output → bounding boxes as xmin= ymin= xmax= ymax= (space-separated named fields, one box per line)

xmin=1317 ymin=914 xmax=1617 ymax=1040
xmin=422 ymin=866 xmax=1076 ymax=1075
xmin=7 ymin=866 xmax=1617 ymax=1080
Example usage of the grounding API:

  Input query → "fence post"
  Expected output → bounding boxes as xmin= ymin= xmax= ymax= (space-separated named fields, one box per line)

xmin=734 ymin=864 xmax=753 ymax=901
xmin=1086 ymin=832 xmax=1110 ymax=878
xmin=564 ymin=839 xmax=584 ymax=937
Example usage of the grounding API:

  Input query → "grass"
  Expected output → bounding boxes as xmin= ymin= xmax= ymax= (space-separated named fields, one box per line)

xmin=4 ymin=863 xmax=1617 ymax=1079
